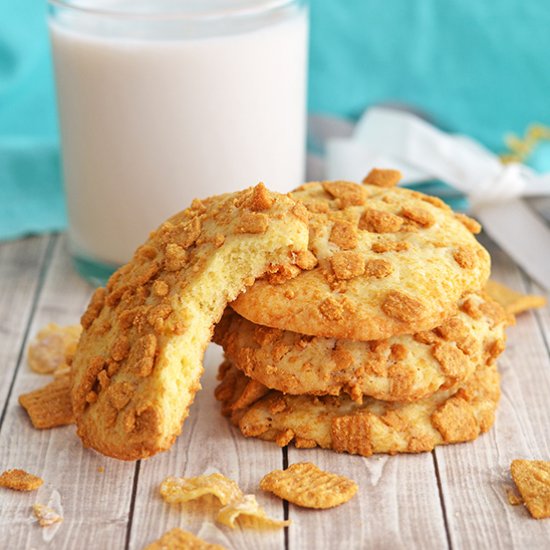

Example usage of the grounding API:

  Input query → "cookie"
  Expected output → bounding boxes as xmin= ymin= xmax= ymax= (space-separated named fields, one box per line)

xmin=232 ymin=178 xmax=491 ymax=340
xmin=215 ymin=360 xmax=501 ymax=457
xmin=71 ymin=184 xmax=309 ymax=460
xmin=215 ymin=293 xmax=509 ymax=402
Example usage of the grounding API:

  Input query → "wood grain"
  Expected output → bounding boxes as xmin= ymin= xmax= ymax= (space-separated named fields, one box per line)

xmin=0 ymin=236 xmax=137 ymax=549
xmin=1 ymin=236 xmax=550 ymax=549
xmin=0 ymin=236 xmax=51 ymax=410
xmin=435 ymin=246 xmax=550 ymax=549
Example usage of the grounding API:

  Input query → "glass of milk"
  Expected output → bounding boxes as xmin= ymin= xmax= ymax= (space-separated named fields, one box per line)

xmin=48 ymin=0 xmax=308 ymax=285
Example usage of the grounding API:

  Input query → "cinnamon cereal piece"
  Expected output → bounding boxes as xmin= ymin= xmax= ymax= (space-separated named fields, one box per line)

xmin=330 ymin=251 xmax=365 ymax=280
xmin=266 ymin=264 xmax=301 ymax=285
xmin=164 ymin=243 xmax=188 ymax=271
xmin=234 ymin=212 xmax=269 ymax=234
xmin=371 ymin=240 xmax=410 ymax=253
xmin=431 ymin=398 xmax=479 ymax=442
xmin=331 ymin=414 xmax=373 ymax=456
xmin=453 ymin=246 xmax=477 ymax=269
xmin=359 ymin=209 xmax=403 ymax=233
xmin=260 ymin=462 xmax=357 ymax=509
xmin=381 ymin=291 xmax=425 ymax=322
xmin=400 ymin=206 xmax=435 ymax=227
xmin=275 ymin=429 xmax=295 ymax=447
xmin=329 ymin=220 xmax=358 ymax=250
xmin=245 ymin=183 xmax=275 ymax=211
xmin=510 ymin=460 xmax=550 ymax=519
xmin=152 ymin=280 xmax=169 ymax=297
xmin=295 ymin=437 xmax=317 ymax=449
xmin=362 ymin=168 xmax=402 ymax=187
xmin=319 ymin=296 xmax=344 ymax=321
xmin=421 ymin=195 xmax=449 ymax=210
xmin=364 ymin=258 xmax=393 ymax=278
xmin=145 ymin=528 xmax=226 ymax=550
xmin=0 ymin=469 xmax=43 ymax=491
xmin=295 ymin=250 xmax=318 ymax=270
xmin=19 ymin=376 xmax=74 ymax=429
xmin=80 ymin=288 xmax=106 ymax=329
xmin=323 ymin=181 xmax=367 ymax=207
xmin=455 ymin=212 xmax=482 ymax=234
xmin=431 ymin=342 xmax=468 ymax=378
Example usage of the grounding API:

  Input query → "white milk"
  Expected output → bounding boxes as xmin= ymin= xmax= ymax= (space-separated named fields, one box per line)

xmin=49 ymin=1 xmax=308 ymax=266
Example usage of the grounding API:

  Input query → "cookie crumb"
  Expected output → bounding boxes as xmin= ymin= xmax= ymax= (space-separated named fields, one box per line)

xmin=381 ymin=291 xmax=425 ymax=322
xmin=510 ymin=459 xmax=550 ymax=519
xmin=359 ymin=209 xmax=403 ymax=233
xmin=0 ymin=469 xmax=43 ymax=492
xmin=33 ymin=503 xmax=63 ymax=527
xmin=234 ymin=212 xmax=269 ymax=234
xmin=362 ymin=168 xmax=402 ymax=187
xmin=330 ymin=251 xmax=365 ymax=280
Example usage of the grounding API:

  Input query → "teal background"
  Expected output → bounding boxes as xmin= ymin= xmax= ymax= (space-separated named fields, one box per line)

xmin=1 ymin=0 xmax=550 ymax=239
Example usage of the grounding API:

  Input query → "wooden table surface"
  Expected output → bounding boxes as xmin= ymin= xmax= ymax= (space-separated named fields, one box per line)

xmin=1 ymin=233 xmax=549 ymax=550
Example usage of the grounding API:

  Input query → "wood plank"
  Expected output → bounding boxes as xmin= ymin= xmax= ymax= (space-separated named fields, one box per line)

xmin=435 ymin=246 xmax=550 ymax=549
xmin=286 ymin=447 xmax=449 ymax=549
xmin=0 ymin=236 xmax=51 ymax=410
xmin=129 ymin=345 xmax=286 ymax=550
xmin=0 ymin=236 xmax=137 ymax=549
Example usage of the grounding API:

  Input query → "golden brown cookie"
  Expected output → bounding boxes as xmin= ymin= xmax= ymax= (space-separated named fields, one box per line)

xmin=232 ymin=178 xmax=490 ymax=340
xmin=19 ymin=375 xmax=75 ymax=429
xmin=215 ymin=293 xmax=509 ymax=402
xmin=215 ymin=359 xmax=501 ymax=457
xmin=71 ymin=185 xmax=309 ymax=460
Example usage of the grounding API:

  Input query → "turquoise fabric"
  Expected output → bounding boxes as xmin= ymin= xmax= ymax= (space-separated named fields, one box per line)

xmin=0 ymin=0 xmax=66 ymax=239
xmin=1 ymin=0 xmax=550 ymax=240
xmin=308 ymin=0 xmax=550 ymax=152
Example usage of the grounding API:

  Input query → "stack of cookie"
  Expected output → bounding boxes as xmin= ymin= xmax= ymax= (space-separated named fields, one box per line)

xmin=214 ymin=170 xmax=512 ymax=457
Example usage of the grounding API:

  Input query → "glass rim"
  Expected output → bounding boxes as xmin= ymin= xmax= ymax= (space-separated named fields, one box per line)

xmin=47 ymin=0 xmax=303 ymax=22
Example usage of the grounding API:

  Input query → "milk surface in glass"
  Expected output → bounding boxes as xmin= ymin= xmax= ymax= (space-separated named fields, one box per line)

xmin=49 ymin=0 xmax=308 ymax=279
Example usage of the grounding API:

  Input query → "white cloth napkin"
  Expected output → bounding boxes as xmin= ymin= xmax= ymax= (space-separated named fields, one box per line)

xmin=320 ymin=107 xmax=550 ymax=290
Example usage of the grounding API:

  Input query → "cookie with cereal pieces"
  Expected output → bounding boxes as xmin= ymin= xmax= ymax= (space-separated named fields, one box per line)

xmin=71 ymin=184 xmax=309 ymax=460
xmin=231 ymin=170 xmax=491 ymax=341
xmin=215 ymin=358 xmax=501 ymax=457
xmin=214 ymin=292 xmax=511 ymax=402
